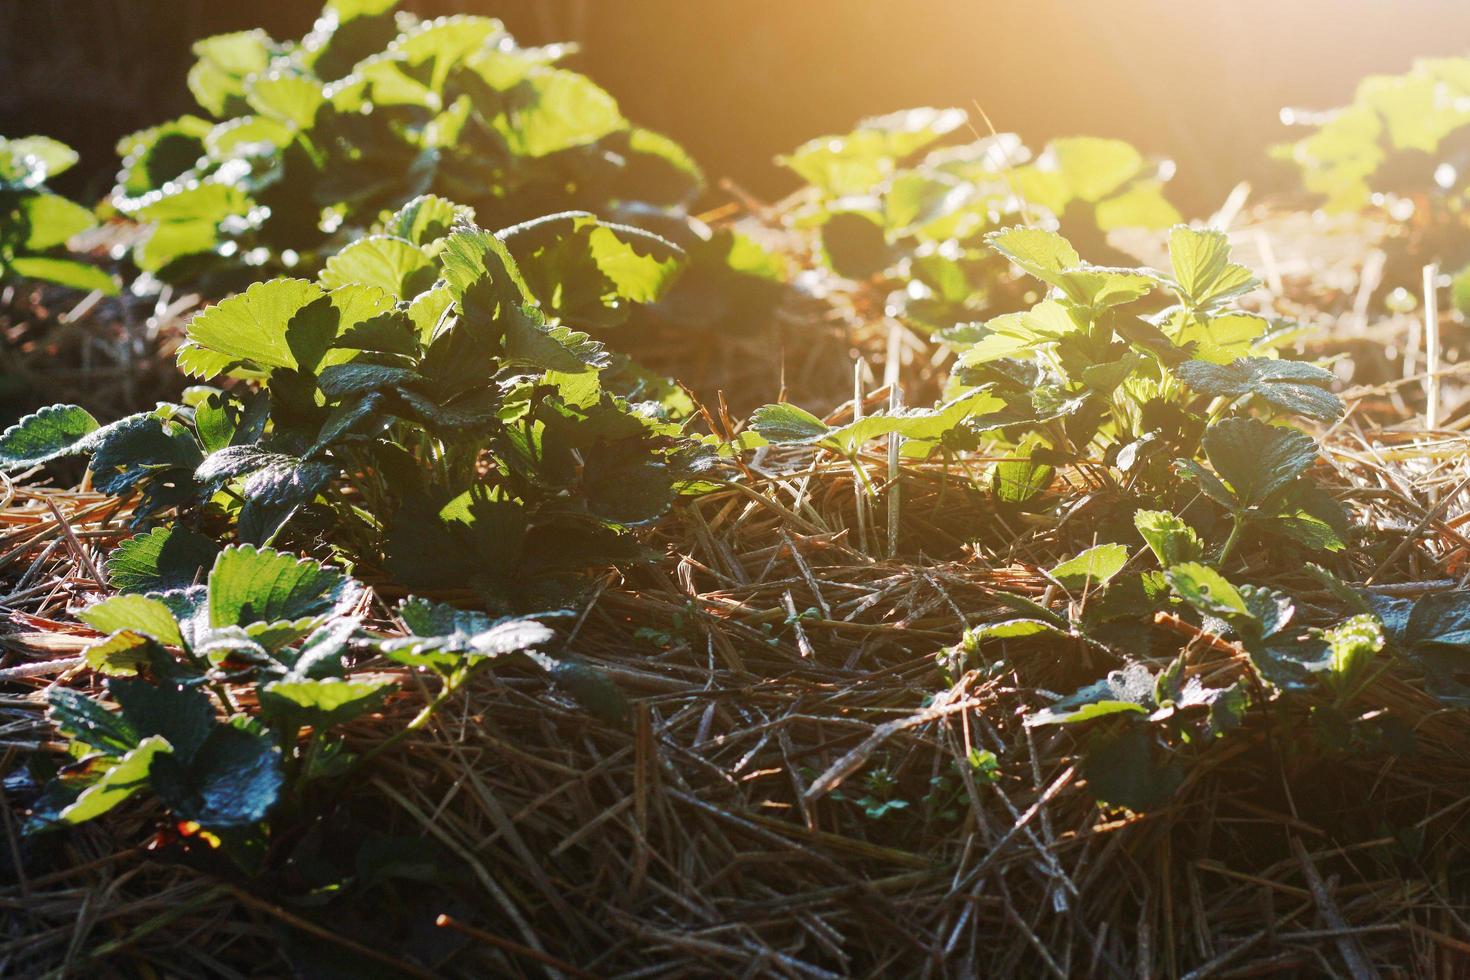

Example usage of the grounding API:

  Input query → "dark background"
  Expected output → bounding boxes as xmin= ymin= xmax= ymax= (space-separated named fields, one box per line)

xmin=4 ymin=0 xmax=1470 ymax=214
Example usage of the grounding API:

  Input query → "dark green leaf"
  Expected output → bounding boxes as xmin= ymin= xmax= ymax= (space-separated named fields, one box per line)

xmin=47 ymin=688 xmax=138 ymax=755
xmin=0 ymin=404 xmax=100 ymax=468
xmin=108 ymin=678 xmax=214 ymax=761
xmin=1080 ymin=726 xmax=1182 ymax=810
xmin=150 ymin=725 xmax=283 ymax=828
xmin=107 ymin=528 xmax=220 ymax=595
xmin=1199 ymin=417 xmax=1319 ymax=510
xmin=1176 ymin=357 xmax=1344 ymax=422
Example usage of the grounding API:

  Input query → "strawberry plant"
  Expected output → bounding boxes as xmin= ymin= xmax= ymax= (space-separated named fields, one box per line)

xmin=753 ymin=224 xmax=1348 ymax=557
xmin=1275 ymin=56 xmax=1470 ymax=214
xmin=110 ymin=1 xmax=704 ymax=285
xmin=25 ymin=536 xmax=558 ymax=865
xmin=1275 ymin=56 xmax=1470 ymax=297
xmin=0 ymin=135 xmax=116 ymax=294
xmin=0 ymin=200 xmax=709 ymax=610
xmin=941 ymin=531 xmax=1444 ymax=812
xmin=748 ymin=224 xmax=1381 ymax=813
xmin=782 ymin=107 xmax=1180 ymax=334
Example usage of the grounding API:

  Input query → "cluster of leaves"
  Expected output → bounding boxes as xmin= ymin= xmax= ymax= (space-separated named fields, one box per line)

xmin=753 ymin=225 xmax=1348 ymax=555
xmin=27 ymin=530 xmax=569 ymax=864
xmin=1274 ymin=56 xmax=1470 ymax=213
xmin=110 ymin=0 xmax=706 ymax=284
xmin=782 ymin=107 xmax=1181 ymax=334
xmin=944 ymin=517 xmax=1449 ymax=811
xmin=0 ymin=135 xmax=116 ymax=294
xmin=0 ymin=199 xmax=709 ymax=611
xmin=748 ymin=226 xmax=1381 ymax=811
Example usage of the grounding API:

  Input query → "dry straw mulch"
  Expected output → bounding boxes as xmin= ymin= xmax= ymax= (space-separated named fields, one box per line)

xmin=3 ymin=423 xmax=1470 ymax=976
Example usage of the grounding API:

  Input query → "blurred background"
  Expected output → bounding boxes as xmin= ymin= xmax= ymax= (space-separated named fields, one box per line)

xmin=4 ymin=0 xmax=1469 ymax=215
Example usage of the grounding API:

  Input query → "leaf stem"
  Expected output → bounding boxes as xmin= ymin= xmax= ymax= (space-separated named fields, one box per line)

xmin=1217 ymin=516 xmax=1245 ymax=565
xmin=356 ymin=666 xmax=468 ymax=768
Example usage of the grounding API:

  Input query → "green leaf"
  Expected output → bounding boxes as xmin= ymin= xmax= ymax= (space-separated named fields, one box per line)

xmin=84 ymin=630 xmax=167 ymax=677
xmin=317 ymin=362 xmax=419 ymax=398
xmin=113 ymin=118 xmax=210 ymax=197
xmin=1453 ymin=263 xmax=1470 ymax=319
xmin=1239 ymin=584 xmax=1295 ymax=640
xmin=1169 ymin=311 xmax=1269 ymax=364
xmin=1080 ymin=726 xmax=1182 ymax=810
xmin=1133 ymin=510 xmax=1203 ymax=567
xmin=1166 ymin=562 xmax=1249 ymax=618
xmin=748 ymin=403 xmax=830 ymax=444
xmin=87 ymin=412 xmax=203 ymax=497
xmin=1048 ymin=543 xmax=1128 ymax=591
xmin=205 ymin=115 xmax=293 ymax=158
xmin=1165 ymin=226 xmax=1259 ymax=308
xmin=993 ymin=441 xmax=1055 ymax=505
xmin=17 ymin=192 xmax=97 ymax=250
xmin=79 ymin=595 xmax=185 ymax=649
xmin=319 ymin=235 xmax=435 ymax=300
xmin=1323 ymin=613 xmax=1384 ymax=699
xmin=383 ymin=194 xmax=473 ymax=246
xmin=6 ymin=257 xmax=118 ymax=295
xmin=109 ymin=679 xmax=214 ymax=761
xmin=984 ymin=590 xmax=1071 ymax=630
xmin=1176 ymin=357 xmax=1344 ymax=422
xmin=207 ymin=545 xmax=358 ymax=630
xmin=498 ymin=212 xmax=686 ymax=324
xmin=985 ymin=227 xmax=1080 ymax=282
xmin=2 ymin=135 xmax=80 ymax=184
xmin=1175 ymin=458 xmax=1236 ymax=510
xmin=439 ymin=225 xmax=535 ymax=316
xmin=0 ymin=404 xmax=100 ymax=468
xmin=133 ymin=182 xmax=252 ymax=276
xmin=149 ymin=725 xmax=283 ymax=828
xmin=586 ymin=223 xmax=685 ymax=303
xmin=391 ymin=14 xmax=503 ymax=92
xmin=1199 ymin=418 xmax=1319 ymax=510
xmin=188 ymin=30 xmax=273 ymax=116
xmin=1049 ymin=137 xmax=1142 ymax=202
xmin=184 ymin=278 xmax=329 ymax=373
xmin=47 ymin=688 xmax=138 ymax=755
xmin=963 ymin=619 xmax=1072 ymax=646
xmin=107 ymin=528 xmax=221 ymax=594
xmin=544 ymin=656 xmax=629 ymax=726
xmin=245 ymin=72 xmax=325 ymax=129
xmin=582 ymin=447 xmax=674 ymax=526
xmin=1094 ymin=181 xmax=1181 ymax=231
xmin=499 ymin=69 xmax=625 ymax=158
xmin=819 ymin=209 xmax=894 ymax=279
xmin=1372 ymin=592 xmax=1470 ymax=707
xmin=193 ymin=444 xmax=277 ymax=485
xmin=1027 ymin=664 xmax=1157 ymax=728
xmin=260 ymin=676 xmax=394 ymax=729
xmin=1029 ymin=699 xmax=1148 ymax=727
xmin=58 ymin=736 xmax=172 ymax=825
xmin=985 ymin=227 xmax=1154 ymax=309
xmin=377 ymin=597 xmax=554 ymax=671
xmin=782 ymin=106 xmax=966 ymax=196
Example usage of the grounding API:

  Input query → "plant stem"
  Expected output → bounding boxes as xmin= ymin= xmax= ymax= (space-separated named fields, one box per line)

xmin=1217 ymin=516 xmax=1245 ymax=565
xmin=356 ymin=668 xmax=468 ymax=768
